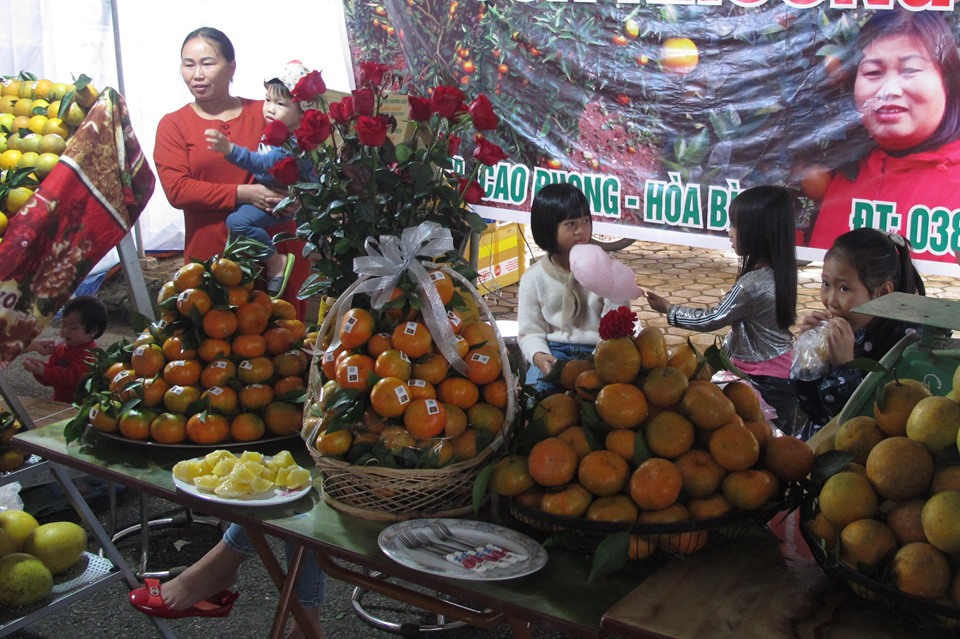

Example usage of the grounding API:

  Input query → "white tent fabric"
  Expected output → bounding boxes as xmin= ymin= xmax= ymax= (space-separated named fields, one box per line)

xmin=1 ymin=0 xmax=354 ymax=272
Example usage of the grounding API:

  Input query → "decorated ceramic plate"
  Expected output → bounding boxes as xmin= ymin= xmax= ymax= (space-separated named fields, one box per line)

xmin=378 ymin=518 xmax=546 ymax=581
xmin=172 ymin=456 xmax=313 ymax=507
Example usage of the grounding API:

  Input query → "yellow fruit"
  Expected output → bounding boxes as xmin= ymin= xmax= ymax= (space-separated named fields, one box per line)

xmin=38 ymin=133 xmax=66 ymax=155
xmin=22 ymin=521 xmax=86 ymax=574
xmin=26 ymin=114 xmax=47 ymax=135
xmin=0 ymin=510 xmax=38 ymax=551
xmin=0 ymin=149 xmax=22 ymax=170
xmin=490 ymin=456 xmax=535 ymax=497
xmin=890 ymin=542 xmax=951 ymax=600
xmin=839 ymin=518 xmax=897 ymax=568
xmin=41 ymin=118 xmax=68 ymax=138
xmin=17 ymin=150 xmax=39 ymax=170
xmin=818 ymin=471 xmax=878 ymax=530
xmin=35 ymin=152 xmax=59 ymax=178
xmin=906 ymin=396 xmax=960 ymax=454
xmin=921 ymin=490 xmax=960 ymax=555
xmin=595 ymin=382 xmax=648 ymax=429
xmin=864 ymin=436 xmax=933 ymax=501
xmin=661 ymin=38 xmax=700 ymax=75
xmin=874 ymin=379 xmax=931 ymax=437
xmin=531 ymin=392 xmax=580 ymax=436
xmin=0 ymin=553 xmax=52 ymax=607
xmin=634 ymin=326 xmax=668 ymax=370
xmin=5 ymin=186 xmax=33 ymax=214
xmin=594 ymin=337 xmax=641 ymax=384
xmin=0 ymin=528 xmax=17 ymax=558
xmin=834 ymin=415 xmax=885 ymax=465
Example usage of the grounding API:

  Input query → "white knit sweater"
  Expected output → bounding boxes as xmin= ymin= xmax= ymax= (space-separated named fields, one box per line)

xmin=517 ymin=255 xmax=627 ymax=365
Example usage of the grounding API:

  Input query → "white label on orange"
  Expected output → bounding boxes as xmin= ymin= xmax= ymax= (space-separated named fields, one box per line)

xmin=400 ymin=352 xmax=410 ymax=362
xmin=239 ymin=361 xmax=253 ymax=370
xmin=430 ymin=271 xmax=444 ymax=282
xmin=211 ymin=360 xmax=228 ymax=369
xmin=208 ymin=386 xmax=223 ymax=396
xmin=344 ymin=316 xmax=358 ymax=333
xmin=403 ymin=322 xmax=417 ymax=335
xmin=470 ymin=353 xmax=491 ymax=365
xmin=408 ymin=379 xmax=426 ymax=388
xmin=394 ymin=386 xmax=410 ymax=404
xmin=323 ymin=351 xmax=335 ymax=364
xmin=90 ymin=408 xmax=100 ymax=419
xmin=134 ymin=345 xmax=147 ymax=357
xmin=425 ymin=399 xmax=441 ymax=415
xmin=447 ymin=311 xmax=461 ymax=328
xmin=172 ymin=386 xmax=185 ymax=395
xmin=346 ymin=366 xmax=360 ymax=383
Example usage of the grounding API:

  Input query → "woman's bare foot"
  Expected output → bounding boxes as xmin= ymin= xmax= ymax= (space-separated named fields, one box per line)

xmin=286 ymin=606 xmax=324 ymax=639
xmin=160 ymin=541 xmax=243 ymax=610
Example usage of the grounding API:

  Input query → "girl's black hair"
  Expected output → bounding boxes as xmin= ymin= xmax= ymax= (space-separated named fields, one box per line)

xmin=530 ymin=183 xmax=591 ymax=256
xmin=63 ymin=295 xmax=108 ymax=339
xmin=730 ymin=185 xmax=798 ymax=330
xmin=855 ymin=10 xmax=960 ymax=154
xmin=181 ymin=27 xmax=236 ymax=63
xmin=826 ymin=228 xmax=925 ymax=354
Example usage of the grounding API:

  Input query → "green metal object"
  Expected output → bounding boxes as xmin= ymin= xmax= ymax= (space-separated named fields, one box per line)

xmin=854 ymin=292 xmax=960 ymax=347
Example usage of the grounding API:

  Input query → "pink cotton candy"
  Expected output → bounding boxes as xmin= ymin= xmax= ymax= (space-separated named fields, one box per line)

xmin=569 ymin=243 xmax=645 ymax=301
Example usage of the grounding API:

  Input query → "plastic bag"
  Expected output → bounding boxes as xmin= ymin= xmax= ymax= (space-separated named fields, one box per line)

xmin=0 ymin=482 xmax=23 ymax=511
xmin=791 ymin=323 xmax=830 ymax=381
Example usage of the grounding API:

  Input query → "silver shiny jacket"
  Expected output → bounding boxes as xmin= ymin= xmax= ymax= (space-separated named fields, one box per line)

xmin=666 ymin=268 xmax=793 ymax=362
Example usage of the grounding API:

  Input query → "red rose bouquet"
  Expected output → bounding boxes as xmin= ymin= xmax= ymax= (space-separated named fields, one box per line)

xmin=279 ymin=61 xmax=508 ymax=299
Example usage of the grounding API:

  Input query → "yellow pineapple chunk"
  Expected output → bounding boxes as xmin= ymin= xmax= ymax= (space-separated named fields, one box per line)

xmin=282 ymin=467 xmax=311 ymax=489
xmin=239 ymin=450 xmax=264 ymax=464
xmin=192 ymin=475 xmax=221 ymax=493
xmin=249 ymin=476 xmax=275 ymax=495
xmin=269 ymin=450 xmax=295 ymax=469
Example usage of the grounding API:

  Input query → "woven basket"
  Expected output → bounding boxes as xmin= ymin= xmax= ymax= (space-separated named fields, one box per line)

xmin=302 ymin=265 xmax=517 ymax=522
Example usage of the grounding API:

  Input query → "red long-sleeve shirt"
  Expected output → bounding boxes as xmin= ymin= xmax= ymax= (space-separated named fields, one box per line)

xmin=31 ymin=341 xmax=96 ymax=403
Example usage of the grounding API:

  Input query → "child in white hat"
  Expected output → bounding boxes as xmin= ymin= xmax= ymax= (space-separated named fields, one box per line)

xmin=205 ymin=61 xmax=315 ymax=297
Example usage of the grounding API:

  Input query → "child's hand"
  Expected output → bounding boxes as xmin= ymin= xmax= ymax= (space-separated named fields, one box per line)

xmin=798 ymin=311 xmax=831 ymax=333
xmin=823 ymin=317 xmax=856 ymax=366
xmin=532 ymin=352 xmax=557 ymax=375
xmin=204 ymin=129 xmax=232 ymax=155
xmin=26 ymin=339 xmax=55 ymax=356
xmin=645 ymin=291 xmax=671 ymax=314
xmin=22 ymin=358 xmax=44 ymax=375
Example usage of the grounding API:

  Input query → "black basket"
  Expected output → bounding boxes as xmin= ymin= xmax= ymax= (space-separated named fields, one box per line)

xmin=799 ymin=517 xmax=960 ymax=632
xmin=504 ymin=497 xmax=778 ymax=556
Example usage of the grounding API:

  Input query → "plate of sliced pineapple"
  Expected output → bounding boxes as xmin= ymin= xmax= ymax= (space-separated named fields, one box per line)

xmin=172 ymin=449 xmax=314 ymax=506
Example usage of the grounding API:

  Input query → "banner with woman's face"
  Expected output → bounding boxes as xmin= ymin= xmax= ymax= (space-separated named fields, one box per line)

xmin=339 ymin=2 xmax=960 ymax=269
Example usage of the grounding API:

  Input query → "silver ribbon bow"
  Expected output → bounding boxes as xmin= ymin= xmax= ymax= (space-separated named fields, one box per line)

xmin=343 ymin=222 xmax=467 ymax=375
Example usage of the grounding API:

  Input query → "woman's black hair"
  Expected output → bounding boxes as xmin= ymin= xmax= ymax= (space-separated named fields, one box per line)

xmin=530 ymin=183 xmax=591 ymax=256
xmin=62 ymin=295 xmax=108 ymax=339
xmin=181 ymin=27 xmax=236 ymax=63
xmin=826 ymin=228 xmax=925 ymax=355
xmin=730 ymin=185 xmax=798 ymax=330
xmin=855 ymin=10 xmax=960 ymax=154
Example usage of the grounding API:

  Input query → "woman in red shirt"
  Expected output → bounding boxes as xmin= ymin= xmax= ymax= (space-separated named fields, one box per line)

xmin=153 ymin=27 xmax=309 ymax=314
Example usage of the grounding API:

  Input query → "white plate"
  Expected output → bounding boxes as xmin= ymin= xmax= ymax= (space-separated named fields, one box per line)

xmin=172 ymin=457 xmax=313 ymax=507
xmin=378 ymin=518 xmax=546 ymax=581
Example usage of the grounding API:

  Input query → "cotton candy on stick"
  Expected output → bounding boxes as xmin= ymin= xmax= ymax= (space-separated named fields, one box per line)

xmin=569 ymin=243 xmax=645 ymax=301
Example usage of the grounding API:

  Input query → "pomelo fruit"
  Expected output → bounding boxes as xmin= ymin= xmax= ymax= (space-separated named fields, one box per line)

xmin=0 ymin=553 xmax=52 ymax=607
xmin=0 ymin=510 xmax=39 ymax=551
xmin=23 ymin=521 xmax=87 ymax=574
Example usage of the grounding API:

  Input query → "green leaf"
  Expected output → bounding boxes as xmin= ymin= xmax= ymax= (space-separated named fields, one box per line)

xmin=473 ymin=463 xmax=494 ymax=513
xmin=846 ymin=358 xmax=889 ymax=374
xmin=810 ymin=449 xmax=854 ymax=486
xmin=633 ymin=429 xmax=652 ymax=464
xmin=588 ymin=531 xmax=630 ymax=582
xmin=703 ymin=342 xmax=748 ymax=379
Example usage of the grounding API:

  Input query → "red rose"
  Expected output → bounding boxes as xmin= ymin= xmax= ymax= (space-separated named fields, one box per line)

xmin=352 ymin=88 xmax=375 ymax=116
xmin=430 ymin=86 xmax=465 ymax=119
xmin=360 ymin=61 xmax=389 ymax=86
xmin=328 ymin=101 xmax=346 ymax=124
xmin=408 ymin=96 xmax=432 ymax=121
xmin=468 ymin=94 xmax=498 ymax=131
xmin=458 ymin=177 xmax=484 ymax=204
xmin=262 ymin=120 xmax=289 ymax=146
xmin=356 ymin=115 xmax=388 ymax=146
xmin=268 ymin=156 xmax=300 ymax=186
xmin=473 ymin=136 xmax=508 ymax=166
xmin=291 ymin=70 xmax=326 ymax=103
xmin=444 ymin=133 xmax=461 ymax=157
xmin=296 ymin=110 xmax=332 ymax=151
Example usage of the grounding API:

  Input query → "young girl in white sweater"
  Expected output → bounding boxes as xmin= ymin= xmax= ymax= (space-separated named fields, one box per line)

xmin=518 ymin=183 xmax=628 ymax=395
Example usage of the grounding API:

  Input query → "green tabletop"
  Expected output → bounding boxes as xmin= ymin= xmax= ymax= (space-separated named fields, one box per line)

xmin=14 ymin=422 xmax=646 ymax=638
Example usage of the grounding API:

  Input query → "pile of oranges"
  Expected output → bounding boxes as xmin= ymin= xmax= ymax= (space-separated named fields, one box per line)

xmin=0 ymin=72 xmax=100 ymax=233
xmin=306 ymin=268 xmax=513 ymax=470
xmin=803 ymin=370 xmax=960 ymax=610
xmin=493 ymin=324 xmax=813 ymax=560
xmin=79 ymin=249 xmax=309 ymax=446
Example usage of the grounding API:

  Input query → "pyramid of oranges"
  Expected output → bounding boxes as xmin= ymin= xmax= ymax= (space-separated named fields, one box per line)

xmin=493 ymin=307 xmax=811 ymax=560
xmin=304 ymin=266 xmax=515 ymax=470
xmin=0 ymin=72 xmax=100 ymax=232
xmin=72 ymin=242 xmax=310 ymax=446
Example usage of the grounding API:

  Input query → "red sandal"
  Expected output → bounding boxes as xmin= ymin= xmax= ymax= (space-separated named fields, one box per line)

xmin=129 ymin=577 xmax=239 ymax=619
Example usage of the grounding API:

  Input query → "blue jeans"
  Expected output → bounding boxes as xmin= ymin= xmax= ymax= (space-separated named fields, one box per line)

xmin=524 ymin=341 xmax=594 ymax=396
xmin=226 ymin=204 xmax=289 ymax=257
xmin=223 ymin=523 xmax=325 ymax=607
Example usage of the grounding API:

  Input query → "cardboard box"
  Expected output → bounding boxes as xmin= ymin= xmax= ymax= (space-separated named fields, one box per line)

xmin=468 ymin=222 xmax=526 ymax=295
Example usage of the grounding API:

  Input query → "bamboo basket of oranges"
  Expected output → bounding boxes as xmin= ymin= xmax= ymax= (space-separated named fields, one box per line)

xmin=302 ymin=224 xmax=517 ymax=521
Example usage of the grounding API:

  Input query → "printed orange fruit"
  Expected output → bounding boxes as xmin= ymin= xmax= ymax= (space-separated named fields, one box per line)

xmin=198 ymin=338 xmax=232 ymax=362
xmin=236 ymin=302 xmax=271 ymax=335
xmin=375 ymin=349 xmax=412 ymax=380
xmin=163 ymin=384 xmax=201 ymax=414
xmin=176 ymin=288 xmax=212 ymax=317
xmin=335 ymin=354 xmax=375 ymax=392
xmin=210 ymin=257 xmax=243 ymax=287
xmin=437 ymin=377 xmax=479 ymax=410
xmin=464 ymin=345 xmax=501 ymax=385
xmin=201 ymin=385 xmax=240 ymax=415
xmin=661 ymin=37 xmax=699 ymax=75
xmin=339 ymin=308 xmax=375 ymax=349
xmin=131 ymin=343 xmax=166 ymax=378
xmin=149 ymin=412 xmax=187 ymax=444
xmin=237 ymin=356 xmax=275 ymax=385
xmin=162 ymin=359 xmax=202 ymax=386
xmin=370 ymin=376 xmax=412 ymax=418
xmin=403 ymin=398 xmax=447 ymax=439
xmin=392 ymin=321 xmax=433 ymax=358
xmin=239 ymin=383 xmax=275 ymax=411
xmin=200 ymin=359 xmax=237 ymax=388
xmin=202 ymin=308 xmax=238 ymax=339
xmin=173 ymin=262 xmax=206 ymax=292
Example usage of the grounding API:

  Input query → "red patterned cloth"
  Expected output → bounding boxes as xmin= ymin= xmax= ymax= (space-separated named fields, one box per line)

xmin=0 ymin=87 xmax=155 ymax=363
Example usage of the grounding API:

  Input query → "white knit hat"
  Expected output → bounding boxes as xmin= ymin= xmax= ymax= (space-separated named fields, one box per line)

xmin=264 ymin=60 xmax=310 ymax=94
